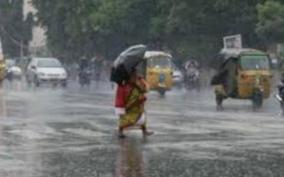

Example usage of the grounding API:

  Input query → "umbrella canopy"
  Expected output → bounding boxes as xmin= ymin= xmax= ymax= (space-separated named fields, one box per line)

xmin=114 ymin=44 xmax=147 ymax=73
xmin=111 ymin=44 xmax=147 ymax=85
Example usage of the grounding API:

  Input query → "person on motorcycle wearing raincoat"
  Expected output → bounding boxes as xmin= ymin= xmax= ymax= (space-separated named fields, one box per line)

xmin=79 ymin=57 xmax=89 ymax=71
xmin=277 ymin=73 xmax=284 ymax=98
xmin=184 ymin=61 xmax=200 ymax=82
xmin=78 ymin=57 xmax=91 ymax=87
xmin=276 ymin=73 xmax=284 ymax=115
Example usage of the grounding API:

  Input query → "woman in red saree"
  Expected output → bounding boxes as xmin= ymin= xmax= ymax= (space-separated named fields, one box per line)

xmin=115 ymin=70 xmax=153 ymax=138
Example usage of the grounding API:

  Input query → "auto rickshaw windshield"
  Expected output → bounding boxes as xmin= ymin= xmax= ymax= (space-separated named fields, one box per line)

xmin=147 ymin=56 xmax=171 ymax=68
xmin=240 ymin=55 xmax=270 ymax=70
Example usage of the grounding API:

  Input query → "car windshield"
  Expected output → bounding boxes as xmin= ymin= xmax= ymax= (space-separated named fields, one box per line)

xmin=148 ymin=57 xmax=171 ymax=68
xmin=240 ymin=55 xmax=270 ymax=70
xmin=37 ymin=59 xmax=62 ymax=68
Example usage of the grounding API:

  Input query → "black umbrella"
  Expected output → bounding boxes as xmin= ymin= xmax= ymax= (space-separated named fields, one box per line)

xmin=114 ymin=44 xmax=147 ymax=73
xmin=111 ymin=44 xmax=147 ymax=84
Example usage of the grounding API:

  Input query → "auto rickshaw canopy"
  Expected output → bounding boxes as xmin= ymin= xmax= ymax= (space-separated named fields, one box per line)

xmin=220 ymin=48 xmax=266 ymax=61
xmin=144 ymin=51 xmax=172 ymax=59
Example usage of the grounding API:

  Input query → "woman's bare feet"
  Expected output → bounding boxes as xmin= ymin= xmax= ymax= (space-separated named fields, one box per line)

xmin=118 ymin=129 xmax=126 ymax=139
xmin=141 ymin=126 xmax=154 ymax=136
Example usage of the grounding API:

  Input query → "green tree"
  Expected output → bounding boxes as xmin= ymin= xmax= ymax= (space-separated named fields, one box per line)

xmin=154 ymin=0 xmax=264 ymax=62
xmin=33 ymin=0 xmax=160 ymax=61
xmin=32 ymin=0 xmax=97 ymax=61
xmin=0 ymin=0 xmax=34 ymax=57
xmin=90 ymin=0 xmax=159 ymax=58
xmin=256 ymin=1 xmax=284 ymax=44
xmin=32 ymin=0 xmax=264 ymax=65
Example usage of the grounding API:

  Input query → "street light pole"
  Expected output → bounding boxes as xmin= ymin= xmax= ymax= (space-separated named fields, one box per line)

xmin=20 ymin=39 xmax=24 ymax=59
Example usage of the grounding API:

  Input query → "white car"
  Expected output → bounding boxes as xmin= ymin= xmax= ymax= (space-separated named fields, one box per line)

xmin=26 ymin=58 xmax=68 ymax=87
xmin=6 ymin=59 xmax=22 ymax=80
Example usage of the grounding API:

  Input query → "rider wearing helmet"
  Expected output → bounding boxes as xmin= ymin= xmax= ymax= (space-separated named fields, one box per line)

xmin=79 ymin=57 xmax=89 ymax=71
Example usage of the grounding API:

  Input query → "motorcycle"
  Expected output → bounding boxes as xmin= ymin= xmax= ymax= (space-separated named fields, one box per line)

xmin=185 ymin=69 xmax=200 ymax=91
xmin=276 ymin=83 xmax=284 ymax=116
xmin=79 ymin=69 xmax=91 ymax=87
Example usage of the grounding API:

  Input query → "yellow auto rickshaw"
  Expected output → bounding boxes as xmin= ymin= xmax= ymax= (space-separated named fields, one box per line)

xmin=0 ymin=59 xmax=5 ymax=82
xmin=211 ymin=48 xmax=272 ymax=110
xmin=0 ymin=52 xmax=5 ymax=85
xmin=144 ymin=51 xmax=173 ymax=96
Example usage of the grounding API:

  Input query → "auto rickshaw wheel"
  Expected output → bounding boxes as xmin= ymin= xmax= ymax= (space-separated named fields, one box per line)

xmin=52 ymin=82 xmax=58 ymax=88
xmin=216 ymin=94 xmax=223 ymax=111
xmin=62 ymin=82 xmax=67 ymax=88
xmin=252 ymin=90 xmax=263 ymax=111
xmin=280 ymin=102 xmax=284 ymax=116
xmin=159 ymin=90 xmax=166 ymax=97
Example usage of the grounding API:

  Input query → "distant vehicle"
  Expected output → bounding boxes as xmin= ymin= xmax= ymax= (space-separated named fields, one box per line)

xmin=5 ymin=59 xmax=22 ymax=81
xmin=171 ymin=63 xmax=184 ymax=88
xmin=276 ymin=83 xmax=284 ymax=116
xmin=0 ymin=38 xmax=5 ymax=84
xmin=144 ymin=51 xmax=174 ymax=97
xmin=211 ymin=48 xmax=272 ymax=111
xmin=26 ymin=57 xmax=68 ymax=87
xmin=78 ymin=68 xmax=92 ymax=88
xmin=184 ymin=68 xmax=200 ymax=91
xmin=17 ymin=57 xmax=32 ymax=74
xmin=184 ymin=60 xmax=200 ymax=91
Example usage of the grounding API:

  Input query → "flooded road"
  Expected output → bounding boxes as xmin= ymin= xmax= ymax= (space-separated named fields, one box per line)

xmin=0 ymin=81 xmax=284 ymax=177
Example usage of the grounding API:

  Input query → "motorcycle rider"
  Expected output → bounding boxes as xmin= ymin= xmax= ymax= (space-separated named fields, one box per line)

xmin=277 ymin=73 xmax=284 ymax=115
xmin=93 ymin=56 xmax=103 ymax=86
xmin=184 ymin=60 xmax=200 ymax=90
xmin=277 ymin=73 xmax=284 ymax=95
xmin=78 ymin=57 xmax=91 ymax=87
xmin=79 ymin=57 xmax=89 ymax=71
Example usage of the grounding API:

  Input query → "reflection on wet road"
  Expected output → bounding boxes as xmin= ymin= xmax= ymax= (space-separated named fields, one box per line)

xmin=116 ymin=139 xmax=147 ymax=177
xmin=0 ymin=82 xmax=284 ymax=177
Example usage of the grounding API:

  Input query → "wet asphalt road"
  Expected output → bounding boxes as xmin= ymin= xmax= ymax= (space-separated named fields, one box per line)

xmin=0 ymin=81 xmax=284 ymax=177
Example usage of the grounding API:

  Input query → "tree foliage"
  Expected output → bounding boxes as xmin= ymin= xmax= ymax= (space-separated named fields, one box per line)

xmin=89 ymin=0 xmax=159 ymax=58
xmin=0 ymin=0 xmax=34 ymax=57
xmin=159 ymin=0 xmax=264 ymax=60
xmin=256 ymin=1 xmax=284 ymax=44
xmin=32 ymin=0 xmax=277 ymax=64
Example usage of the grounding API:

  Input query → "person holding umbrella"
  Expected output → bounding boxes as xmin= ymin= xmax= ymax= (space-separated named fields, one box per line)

xmin=112 ymin=45 xmax=154 ymax=138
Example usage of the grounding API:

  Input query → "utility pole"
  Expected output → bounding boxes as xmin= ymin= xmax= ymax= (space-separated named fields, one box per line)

xmin=20 ymin=39 xmax=24 ymax=59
